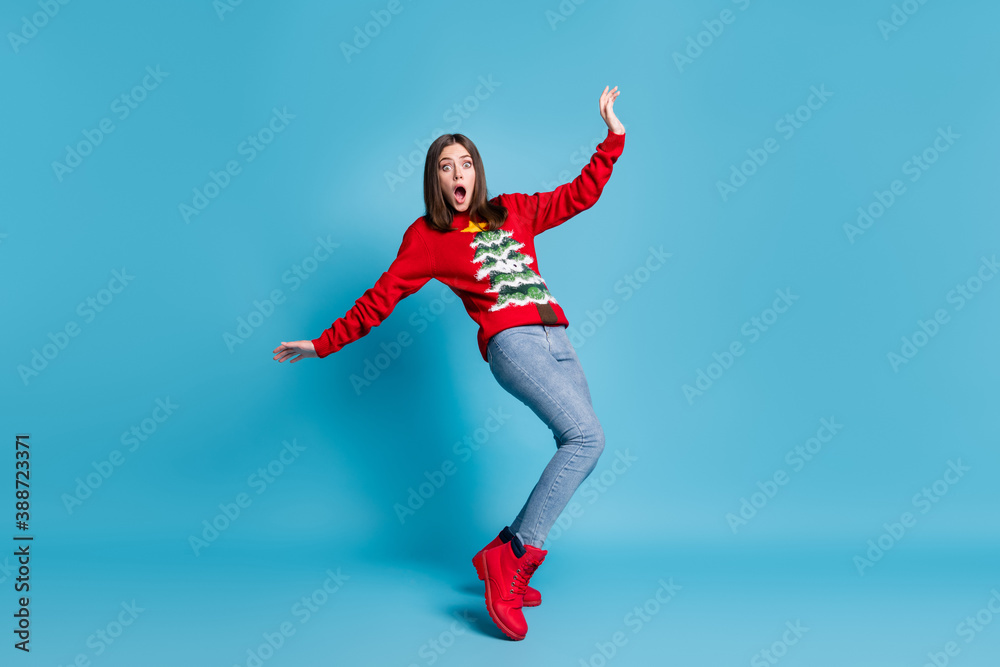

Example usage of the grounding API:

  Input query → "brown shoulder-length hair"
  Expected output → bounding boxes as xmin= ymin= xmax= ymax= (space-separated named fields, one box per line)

xmin=422 ymin=133 xmax=508 ymax=232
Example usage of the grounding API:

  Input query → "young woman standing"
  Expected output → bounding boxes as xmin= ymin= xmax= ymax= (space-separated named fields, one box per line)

xmin=274 ymin=85 xmax=625 ymax=640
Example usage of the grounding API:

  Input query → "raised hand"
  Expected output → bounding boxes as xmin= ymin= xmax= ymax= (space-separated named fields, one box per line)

xmin=273 ymin=340 xmax=318 ymax=363
xmin=600 ymin=85 xmax=624 ymax=135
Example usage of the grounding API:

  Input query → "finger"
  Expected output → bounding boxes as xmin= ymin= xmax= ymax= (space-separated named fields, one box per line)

xmin=290 ymin=354 xmax=303 ymax=363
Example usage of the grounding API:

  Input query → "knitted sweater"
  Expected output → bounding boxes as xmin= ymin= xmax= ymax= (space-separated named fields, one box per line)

xmin=312 ymin=128 xmax=625 ymax=362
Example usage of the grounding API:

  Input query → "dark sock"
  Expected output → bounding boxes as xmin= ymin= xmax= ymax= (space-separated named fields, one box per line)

xmin=499 ymin=526 xmax=516 ymax=544
xmin=508 ymin=531 xmax=526 ymax=558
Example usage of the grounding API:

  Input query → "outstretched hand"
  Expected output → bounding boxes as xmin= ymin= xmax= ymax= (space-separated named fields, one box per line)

xmin=600 ymin=85 xmax=624 ymax=135
xmin=273 ymin=340 xmax=318 ymax=363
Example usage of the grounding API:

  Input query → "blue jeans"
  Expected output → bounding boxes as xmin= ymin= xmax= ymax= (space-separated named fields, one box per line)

xmin=487 ymin=324 xmax=606 ymax=549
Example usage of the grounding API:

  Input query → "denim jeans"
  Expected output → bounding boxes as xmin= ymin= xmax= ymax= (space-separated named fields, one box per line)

xmin=486 ymin=324 xmax=606 ymax=548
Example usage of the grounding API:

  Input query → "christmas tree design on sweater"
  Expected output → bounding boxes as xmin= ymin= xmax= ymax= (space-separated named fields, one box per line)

xmin=464 ymin=223 xmax=559 ymax=323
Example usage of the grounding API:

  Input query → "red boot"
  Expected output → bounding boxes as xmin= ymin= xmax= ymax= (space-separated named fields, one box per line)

xmin=473 ymin=527 xmax=542 ymax=607
xmin=472 ymin=534 xmax=547 ymax=640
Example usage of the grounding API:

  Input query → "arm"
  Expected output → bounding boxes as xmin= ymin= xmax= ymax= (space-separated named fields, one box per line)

xmin=505 ymin=128 xmax=625 ymax=236
xmin=310 ymin=223 xmax=433 ymax=358
xmin=504 ymin=85 xmax=625 ymax=236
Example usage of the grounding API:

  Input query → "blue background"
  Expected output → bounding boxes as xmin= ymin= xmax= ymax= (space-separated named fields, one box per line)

xmin=2 ymin=0 xmax=998 ymax=664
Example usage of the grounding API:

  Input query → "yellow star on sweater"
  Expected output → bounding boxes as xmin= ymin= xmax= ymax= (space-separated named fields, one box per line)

xmin=460 ymin=219 xmax=488 ymax=233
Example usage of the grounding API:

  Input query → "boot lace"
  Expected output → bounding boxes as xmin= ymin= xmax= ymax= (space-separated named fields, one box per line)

xmin=509 ymin=557 xmax=542 ymax=596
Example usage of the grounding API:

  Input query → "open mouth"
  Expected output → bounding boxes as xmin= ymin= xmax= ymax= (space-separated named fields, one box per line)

xmin=454 ymin=185 xmax=467 ymax=204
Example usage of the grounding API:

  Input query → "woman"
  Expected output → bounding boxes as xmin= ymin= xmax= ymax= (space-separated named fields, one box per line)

xmin=274 ymin=85 xmax=625 ymax=640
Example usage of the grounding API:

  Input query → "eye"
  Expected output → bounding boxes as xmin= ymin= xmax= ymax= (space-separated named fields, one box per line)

xmin=441 ymin=164 xmax=451 ymax=171
xmin=463 ymin=161 xmax=472 ymax=168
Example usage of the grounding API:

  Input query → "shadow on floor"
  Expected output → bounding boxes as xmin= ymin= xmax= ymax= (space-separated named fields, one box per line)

xmin=445 ymin=603 xmax=510 ymax=641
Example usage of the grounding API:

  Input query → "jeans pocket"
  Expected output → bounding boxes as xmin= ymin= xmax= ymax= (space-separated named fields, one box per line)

xmin=547 ymin=325 xmax=576 ymax=362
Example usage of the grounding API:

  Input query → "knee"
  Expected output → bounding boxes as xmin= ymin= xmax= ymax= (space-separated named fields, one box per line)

xmin=591 ymin=421 xmax=606 ymax=459
xmin=563 ymin=417 xmax=605 ymax=460
xmin=593 ymin=422 xmax=604 ymax=459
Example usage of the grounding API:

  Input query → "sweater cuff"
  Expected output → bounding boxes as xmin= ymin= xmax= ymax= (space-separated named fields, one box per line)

xmin=600 ymin=127 xmax=625 ymax=153
xmin=311 ymin=336 xmax=333 ymax=358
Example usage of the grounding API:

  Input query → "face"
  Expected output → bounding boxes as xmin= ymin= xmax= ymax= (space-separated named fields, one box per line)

xmin=437 ymin=142 xmax=476 ymax=212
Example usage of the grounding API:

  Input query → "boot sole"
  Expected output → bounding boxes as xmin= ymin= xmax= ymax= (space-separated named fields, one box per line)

xmin=473 ymin=554 xmax=540 ymax=607
xmin=473 ymin=552 xmax=526 ymax=641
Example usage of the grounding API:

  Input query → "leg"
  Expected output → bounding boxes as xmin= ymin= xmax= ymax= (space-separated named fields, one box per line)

xmin=487 ymin=324 xmax=605 ymax=549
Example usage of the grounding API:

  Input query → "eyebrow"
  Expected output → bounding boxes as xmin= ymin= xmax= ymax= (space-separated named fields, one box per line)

xmin=439 ymin=154 xmax=472 ymax=162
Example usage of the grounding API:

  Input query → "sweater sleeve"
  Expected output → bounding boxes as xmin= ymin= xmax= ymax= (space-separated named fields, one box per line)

xmin=503 ymin=128 xmax=625 ymax=236
xmin=311 ymin=223 xmax=433 ymax=358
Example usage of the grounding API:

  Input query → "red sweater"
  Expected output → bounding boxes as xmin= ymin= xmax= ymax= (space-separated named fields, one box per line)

xmin=312 ymin=128 xmax=625 ymax=362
